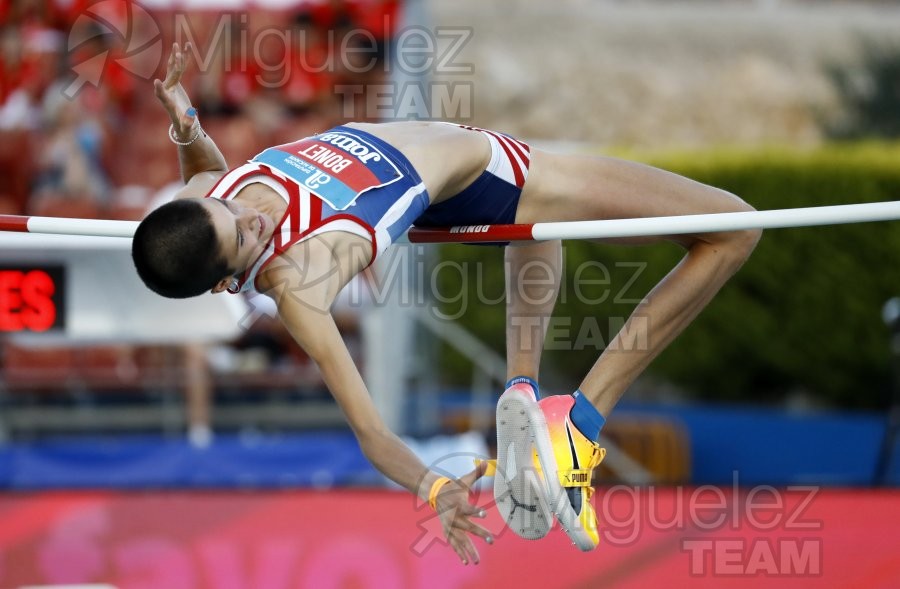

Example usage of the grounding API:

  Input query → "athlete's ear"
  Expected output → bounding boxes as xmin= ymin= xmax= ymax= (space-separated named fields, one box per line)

xmin=211 ymin=276 xmax=234 ymax=294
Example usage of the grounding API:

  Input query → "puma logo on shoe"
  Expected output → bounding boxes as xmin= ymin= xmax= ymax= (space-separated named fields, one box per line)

xmin=509 ymin=494 xmax=538 ymax=517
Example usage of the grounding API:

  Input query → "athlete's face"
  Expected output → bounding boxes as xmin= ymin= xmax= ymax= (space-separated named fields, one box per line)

xmin=199 ymin=198 xmax=274 ymax=292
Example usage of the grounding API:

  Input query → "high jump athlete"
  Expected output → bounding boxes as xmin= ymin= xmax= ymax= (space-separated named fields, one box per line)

xmin=132 ymin=43 xmax=760 ymax=563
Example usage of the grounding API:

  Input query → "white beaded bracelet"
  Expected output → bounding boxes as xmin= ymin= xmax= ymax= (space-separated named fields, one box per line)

xmin=168 ymin=120 xmax=202 ymax=146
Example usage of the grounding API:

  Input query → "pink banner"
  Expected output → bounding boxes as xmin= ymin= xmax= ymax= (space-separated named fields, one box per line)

xmin=0 ymin=487 xmax=899 ymax=588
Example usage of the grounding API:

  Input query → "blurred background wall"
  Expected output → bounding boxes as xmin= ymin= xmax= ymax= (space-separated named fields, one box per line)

xmin=433 ymin=0 xmax=900 ymax=148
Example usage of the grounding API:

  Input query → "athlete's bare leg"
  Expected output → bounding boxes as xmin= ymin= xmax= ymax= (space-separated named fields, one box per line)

xmin=504 ymin=240 xmax=563 ymax=384
xmin=515 ymin=150 xmax=761 ymax=416
xmin=495 ymin=240 xmax=563 ymax=541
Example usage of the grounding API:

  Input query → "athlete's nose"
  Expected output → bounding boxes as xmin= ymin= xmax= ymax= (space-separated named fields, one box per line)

xmin=238 ymin=207 xmax=257 ymax=229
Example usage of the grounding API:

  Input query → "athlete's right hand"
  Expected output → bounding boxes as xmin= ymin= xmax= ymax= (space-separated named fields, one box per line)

xmin=433 ymin=461 xmax=494 ymax=565
xmin=154 ymin=42 xmax=196 ymax=141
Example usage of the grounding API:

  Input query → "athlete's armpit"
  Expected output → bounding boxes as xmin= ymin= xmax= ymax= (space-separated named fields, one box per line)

xmin=172 ymin=171 xmax=226 ymax=201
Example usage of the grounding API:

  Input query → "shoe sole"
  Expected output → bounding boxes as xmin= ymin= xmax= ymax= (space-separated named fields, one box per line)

xmin=526 ymin=401 xmax=598 ymax=551
xmin=494 ymin=387 xmax=553 ymax=540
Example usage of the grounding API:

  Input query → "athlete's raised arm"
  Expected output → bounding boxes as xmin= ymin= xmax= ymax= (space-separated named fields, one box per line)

xmin=259 ymin=239 xmax=494 ymax=565
xmin=154 ymin=42 xmax=227 ymax=184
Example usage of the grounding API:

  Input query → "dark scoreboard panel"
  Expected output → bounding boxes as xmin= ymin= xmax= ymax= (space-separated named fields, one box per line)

xmin=0 ymin=266 xmax=66 ymax=332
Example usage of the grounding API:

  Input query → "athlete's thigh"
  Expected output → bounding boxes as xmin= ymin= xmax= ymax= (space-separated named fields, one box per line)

xmin=516 ymin=148 xmax=753 ymax=244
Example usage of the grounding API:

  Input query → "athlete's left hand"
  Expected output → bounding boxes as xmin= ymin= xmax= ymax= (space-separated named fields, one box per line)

xmin=433 ymin=460 xmax=494 ymax=565
xmin=153 ymin=42 xmax=196 ymax=140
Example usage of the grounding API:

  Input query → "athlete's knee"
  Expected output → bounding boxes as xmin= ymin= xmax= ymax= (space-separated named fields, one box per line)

xmin=727 ymin=227 xmax=761 ymax=267
xmin=714 ymin=197 xmax=761 ymax=266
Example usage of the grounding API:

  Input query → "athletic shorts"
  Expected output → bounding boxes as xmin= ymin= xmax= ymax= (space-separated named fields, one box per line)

xmin=329 ymin=124 xmax=532 ymax=254
xmin=414 ymin=123 xmax=531 ymax=229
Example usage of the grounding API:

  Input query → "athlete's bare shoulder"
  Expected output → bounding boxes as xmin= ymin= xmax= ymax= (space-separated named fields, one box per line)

xmin=173 ymin=171 xmax=226 ymax=200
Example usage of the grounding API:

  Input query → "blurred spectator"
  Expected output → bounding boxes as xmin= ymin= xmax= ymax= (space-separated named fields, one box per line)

xmin=29 ymin=78 xmax=112 ymax=213
xmin=342 ymin=0 xmax=399 ymax=77
xmin=321 ymin=0 xmax=400 ymax=123
xmin=0 ymin=23 xmax=65 ymax=213
xmin=352 ymin=0 xmax=400 ymax=64
xmin=185 ymin=341 xmax=214 ymax=448
xmin=0 ymin=27 xmax=62 ymax=130
xmin=66 ymin=18 xmax=137 ymax=115
xmin=282 ymin=11 xmax=339 ymax=119
xmin=195 ymin=13 xmax=264 ymax=117
xmin=1 ymin=0 xmax=67 ymax=30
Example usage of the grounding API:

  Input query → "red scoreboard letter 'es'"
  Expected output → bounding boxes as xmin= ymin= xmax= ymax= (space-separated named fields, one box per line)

xmin=0 ymin=270 xmax=57 ymax=332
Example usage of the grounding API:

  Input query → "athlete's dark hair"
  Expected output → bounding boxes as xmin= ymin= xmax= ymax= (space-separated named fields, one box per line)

xmin=131 ymin=199 xmax=234 ymax=299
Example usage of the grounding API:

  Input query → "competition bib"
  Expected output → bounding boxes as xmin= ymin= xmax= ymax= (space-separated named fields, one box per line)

xmin=252 ymin=131 xmax=403 ymax=210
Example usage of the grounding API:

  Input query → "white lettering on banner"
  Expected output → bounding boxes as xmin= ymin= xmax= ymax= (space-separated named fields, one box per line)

xmin=304 ymin=170 xmax=331 ymax=190
xmin=316 ymin=133 xmax=383 ymax=164
xmin=330 ymin=159 xmax=352 ymax=173
xmin=297 ymin=145 xmax=353 ymax=173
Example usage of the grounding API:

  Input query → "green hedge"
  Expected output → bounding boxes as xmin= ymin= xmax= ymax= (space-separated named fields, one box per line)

xmin=433 ymin=143 xmax=900 ymax=408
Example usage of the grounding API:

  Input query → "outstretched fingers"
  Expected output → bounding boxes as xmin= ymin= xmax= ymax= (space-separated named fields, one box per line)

xmin=153 ymin=42 xmax=198 ymax=133
xmin=434 ymin=471 xmax=495 ymax=564
xmin=162 ymin=42 xmax=193 ymax=89
xmin=457 ymin=504 xmax=493 ymax=543
xmin=448 ymin=530 xmax=481 ymax=565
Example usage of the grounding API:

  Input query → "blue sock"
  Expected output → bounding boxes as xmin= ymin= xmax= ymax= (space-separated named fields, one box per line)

xmin=570 ymin=390 xmax=606 ymax=442
xmin=505 ymin=375 xmax=540 ymax=400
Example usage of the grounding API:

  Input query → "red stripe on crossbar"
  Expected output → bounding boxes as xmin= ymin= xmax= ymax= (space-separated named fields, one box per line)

xmin=0 ymin=215 xmax=30 ymax=232
xmin=407 ymin=224 xmax=535 ymax=243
